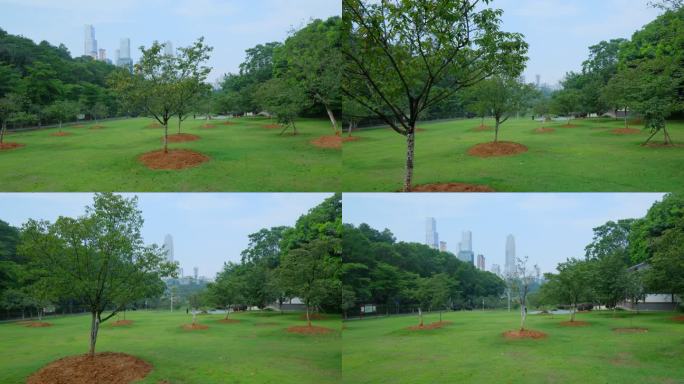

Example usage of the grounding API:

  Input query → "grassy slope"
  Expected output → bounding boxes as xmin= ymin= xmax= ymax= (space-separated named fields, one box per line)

xmin=342 ymin=118 xmax=684 ymax=192
xmin=0 ymin=310 xmax=341 ymax=384
xmin=342 ymin=310 xmax=684 ymax=384
xmin=0 ymin=117 xmax=340 ymax=192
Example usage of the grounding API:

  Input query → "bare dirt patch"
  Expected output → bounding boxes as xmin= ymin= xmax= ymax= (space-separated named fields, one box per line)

xmin=262 ymin=124 xmax=281 ymax=129
xmin=410 ymin=183 xmax=495 ymax=192
xmin=611 ymin=128 xmax=641 ymax=135
xmin=415 ymin=128 xmax=427 ymax=132
xmin=138 ymin=149 xmax=209 ymax=170
xmin=89 ymin=125 xmax=106 ymax=130
xmin=0 ymin=142 xmax=25 ymax=151
xmin=559 ymin=321 xmax=590 ymax=327
xmin=24 ymin=322 xmax=52 ymax=328
xmin=165 ymin=133 xmax=200 ymax=143
xmin=534 ymin=127 xmax=555 ymax=134
xmin=222 ymin=121 xmax=237 ymax=125
xmin=111 ymin=320 xmax=133 ymax=327
xmin=503 ymin=329 xmax=548 ymax=340
xmin=27 ymin=352 xmax=152 ymax=384
xmin=199 ymin=124 xmax=216 ymax=129
xmin=613 ymin=327 xmax=648 ymax=334
xmin=217 ymin=319 xmax=240 ymax=324
xmin=182 ymin=324 xmax=209 ymax=330
xmin=147 ymin=123 xmax=162 ymax=128
xmin=50 ymin=131 xmax=72 ymax=137
xmin=311 ymin=136 xmax=344 ymax=150
xmin=467 ymin=141 xmax=528 ymax=158
xmin=299 ymin=313 xmax=327 ymax=321
xmin=406 ymin=321 xmax=453 ymax=331
xmin=671 ymin=315 xmax=684 ymax=322
xmin=286 ymin=325 xmax=333 ymax=335
xmin=472 ymin=125 xmax=493 ymax=132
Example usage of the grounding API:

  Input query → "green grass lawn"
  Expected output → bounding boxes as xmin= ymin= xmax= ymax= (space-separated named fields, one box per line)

xmin=342 ymin=118 xmax=684 ymax=192
xmin=0 ymin=310 xmax=341 ymax=384
xmin=342 ymin=310 xmax=684 ymax=384
xmin=0 ymin=117 xmax=340 ymax=191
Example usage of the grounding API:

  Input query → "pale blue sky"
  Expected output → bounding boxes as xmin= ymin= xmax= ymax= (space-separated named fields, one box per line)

xmin=343 ymin=193 xmax=664 ymax=274
xmin=0 ymin=193 xmax=332 ymax=279
xmin=0 ymin=0 xmax=340 ymax=82
xmin=0 ymin=1 xmax=660 ymax=85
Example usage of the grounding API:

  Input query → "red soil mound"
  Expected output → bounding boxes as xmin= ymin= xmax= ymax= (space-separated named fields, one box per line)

xmin=217 ymin=319 xmax=240 ymax=324
xmin=262 ymin=124 xmax=281 ymax=129
xmin=472 ymin=125 xmax=492 ymax=132
xmin=503 ymin=329 xmax=547 ymax=340
xmin=311 ymin=136 xmax=343 ymax=150
xmin=534 ymin=128 xmax=555 ymax=134
xmin=138 ymin=149 xmax=209 ymax=170
xmin=286 ymin=325 xmax=333 ymax=335
xmin=611 ymin=128 xmax=641 ymax=135
xmin=300 ymin=313 xmax=327 ymax=321
xmin=89 ymin=125 xmax=106 ymax=130
xmin=613 ymin=327 xmax=648 ymax=334
xmin=51 ymin=131 xmax=72 ymax=137
xmin=671 ymin=315 xmax=684 ymax=322
xmin=182 ymin=324 xmax=209 ymax=330
xmin=165 ymin=133 xmax=200 ymax=143
xmin=343 ymin=136 xmax=360 ymax=143
xmin=199 ymin=124 xmax=216 ymax=129
xmin=409 ymin=183 xmax=495 ymax=192
xmin=27 ymin=352 xmax=152 ymax=384
xmin=222 ymin=121 xmax=237 ymax=125
xmin=406 ymin=321 xmax=453 ymax=331
xmin=0 ymin=142 xmax=25 ymax=151
xmin=25 ymin=322 xmax=52 ymax=328
xmin=111 ymin=320 xmax=133 ymax=327
xmin=559 ymin=321 xmax=590 ymax=327
xmin=415 ymin=128 xmax=427 ymax=132
xmin=468 ymin=141 xmax=528 ymax=157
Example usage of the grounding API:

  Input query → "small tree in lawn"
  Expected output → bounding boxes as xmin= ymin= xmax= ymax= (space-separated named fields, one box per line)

xmin=427 ymin=273 xmax=453 ymax=323
xmin=476 ymin=76 xmax=528 ymax=142
xmin=256 ymin=77 xmax=309 ymax=136
xmin=342 ymin=0 xmax=528 ymax=191
xmin=601 ymin=67 xmax=638 ymax=128
xmin=511 ymin=256 xmax=538 ymax=331
xmin=0 ymin=93 xmax=23 ymax=144
xmin=19 ymin=193 xmax=177 ymax=357
xmin=278 ymin=238 xmax=339 ymax=327
xmin=551 ymin=89 xmax=581 ymax=127
xmin=542 ymin=259 xmax=592 ymax=322
xmin=624 ymin=270 xmax=646 ymax=314
xmin=174 ymin=39 xmax=213 ymax=133
xmin=90 ymin=102 xmax=108 ymax=125
xmin=208 ymin=262 xmax=247 ymax=319
xmin=44 ymin=100 xmax=80 ymax=131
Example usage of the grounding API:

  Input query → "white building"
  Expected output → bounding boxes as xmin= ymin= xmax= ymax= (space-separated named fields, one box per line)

xmin=164 ymin=40 xmax=175 ymax=57
xmin=425 ymin=218 xmax=439 ymax=249
xmin=164 ymin=234 xmax=174 ymax=263
xmin=505 ymin=234 xmax=516 ymax=277
xmin=84 ymin=25 xmax=98 ymax=58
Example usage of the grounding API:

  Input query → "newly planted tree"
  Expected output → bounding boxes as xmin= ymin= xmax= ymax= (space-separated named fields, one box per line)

xmin=256 ymin=77 xmax=310 ymax=136
xmin=0 ymin=93 xmax=23 ymax=144
xmin=511 ymin=256 xmax=538 ymax=331
xmin=19 ymin=193 xmax=176 ymax=356
xmin=342 ymin=0 xmax=528 ymax=191
xmin=542 ymin=259 xmax=592 ymax=322
xmin=44 ymin=100 xmax=80 ymax=131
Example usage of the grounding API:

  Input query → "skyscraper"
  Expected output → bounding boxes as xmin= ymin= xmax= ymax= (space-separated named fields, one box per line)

xmin=477 ymin=254 xmax=485 ymax=271
xmin=84 ymin=25 xmax=98 ymax=58
xmin=98 ymin=49 xmax=107 ymax=62
xmin=439 ymin=241 xmax=447 ymax=252
xmin=457 ymin=230 xmax=474 ymax=265
xmin=164 ymin=40 xmax=175 ymax=57
xmin=490 ymin=264 xmax=501 ymax=277
xmin=193 ymin=267 xmax=199 ymax=282
xmin=117 ymin=38 xmax=133 ymax=72
xmin=535 ymin=74 xmax=541 ymax=88
xmin=505 ymin=234 xmax=516 ymax=277
xmin=425 ymin=218 xmax=438 ymax=249
xmin=164 ymin=234 xmax=174 ymax=263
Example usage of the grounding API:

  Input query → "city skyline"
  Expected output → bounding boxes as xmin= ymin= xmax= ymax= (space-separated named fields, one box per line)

xmin=343 ymin=193 xmax=665 ymax=274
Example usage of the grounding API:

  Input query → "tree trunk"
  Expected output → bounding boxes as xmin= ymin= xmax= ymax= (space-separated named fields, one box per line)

xmin=347 ymin=121 xmax=354 ymax=137
xmin=571 ymin=303 xmax=576 ymax=322
xmin=59 ymin=120 xmax=62 ymax=131
xmin=624 ymin=108 xmax=628 ymax=129
xmin=439 ymin=310 xmax=442 ymax=323
xmin=38 ymin=308 xmax=42 ymax=321
xmin=418 ymin=307 xmax=423 ymax=327
xmin=178 ymin=117 xmax=182 ymax=134
xmin=403 ymin=131 xmax=416 ymax=192
xmin=292 ymin=120 xmax=298 ymax=136
xmin=520 ymin=304 xmax=526 ymax=331
xmin=494 ymin=120 xmax=500 ymax=143
xmin=644 ymin=129 xmax=659 ymax=145
xmin=325 ymin=105 xmax=338 ymax=135
xmin=663 ymin=126 xmax=673 ymax=145
xmin=0 ymin=121 xmax=6 ymax=144
xmin=163 ymin=123 xmax=169 ymax=153
xmin=306 ymin=305 xmax=311 ymax=327
xmin=89 ymin=312 xmax=100 ymax=357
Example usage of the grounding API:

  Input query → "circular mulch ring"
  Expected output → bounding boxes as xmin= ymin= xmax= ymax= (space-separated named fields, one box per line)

xmin=503 ymin=329 xmax=548 ymax=340
xmin=27 ymin=352 xmax=152 ymax=384
xmin=165 ymin=133 xmax=200 ymax=143
xmin=89 ymin=125 xmax=106 ymax=130
xmin=51 ymin=131 xmax=72 ymax=137
xmin=614 ymin=327 xmax=648 ymax=334
xmin=199 ymin=124 xmax=216 ymax=129
xmin=559 ymin=321 xmax=590 ymax=327
xmin=311 ymin=136 xmax=343 ymax=150
xmin=286 ymin=325 xmax=333 ymax=335
xmin=409 ymin=183 xmax=495 ymax=192
xmin=468 ymin=141 xmax=528 ymax=158
xmin=406 ymin=321 xmax=453 ymax=331
xmin=472 ymin=125 xmax=492 ymax=132
xmin=611 ymin=128 xmax=641 ymax=135
xmin=534 ymin=128 xmax=555 ymax=134
xmin=138 ymin=149 xmax=209 ymax=170
xmin=217 ymin=319 xmax=240 ymax=324
xmin=0 ymin=142 xmax=25 ymax=151
xmin=182 ymin=324 xmax=209 ymax=330
xmin=25 ymin=322 xmax=52 ymax=328
xmin=111 ymin=320 xmax=133 ymax=327
xmin=671 ymin=315 xmax=684 ymax=322
xmin=300 ymin=313 xmax=327 ymax=321
xmin=262 ymin=124 xmax=281 ymax=129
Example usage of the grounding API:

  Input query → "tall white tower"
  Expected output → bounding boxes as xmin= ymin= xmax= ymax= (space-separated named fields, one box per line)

xmin=425 ymin=218 xmax=439 ymax=249
xmin=84 ymin=25 xmax=98 ymax=58
xmin=164 ymin=234 xmax=174 ymax=263
xmin=461 ymin=231 xmax=472 ymax=251
xmin=505 ymin=235 xmax=516 ymax=277
xmin=164 ymin=40 xmax=175 ymax=57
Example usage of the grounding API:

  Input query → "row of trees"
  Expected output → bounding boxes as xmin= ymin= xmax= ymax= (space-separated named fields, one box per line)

xmin=539 ymin=193 xmax=684 ymax=321
xmin=214 ymin=17 xmax=341 ymax=135
xmin=342 ymin=223 xmax=506 ymax=322
xmin=206 ymin=194 xmax=342 ymax=327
